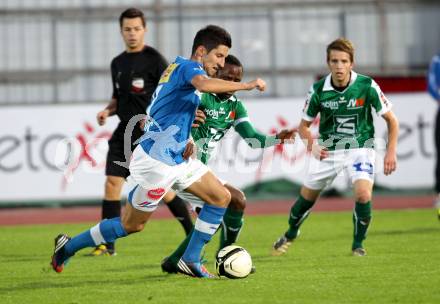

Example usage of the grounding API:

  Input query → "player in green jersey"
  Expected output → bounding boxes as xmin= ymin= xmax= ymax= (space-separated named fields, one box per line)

xmin=161 ymin=55 xmax=296 ymax=273
xmin=272 ymin=38 xmax=399 ymax=257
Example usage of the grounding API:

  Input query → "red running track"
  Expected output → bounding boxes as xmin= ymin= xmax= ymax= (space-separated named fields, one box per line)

xmin=0 ymin=195 xmax=434 ymax=226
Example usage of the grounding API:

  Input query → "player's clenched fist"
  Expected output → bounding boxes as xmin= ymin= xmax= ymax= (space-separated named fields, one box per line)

xmin=97 ymin=109 xmax=110 ymax=126
xmin=245 ymin=78 xmax=266 ymax=92
xmin=192 ymin=109 xmax=206 ymax=128
xmin=276 ymin=128 xmax=297 ymax=144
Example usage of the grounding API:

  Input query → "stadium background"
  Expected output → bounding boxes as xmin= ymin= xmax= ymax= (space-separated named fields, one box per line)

xmin=1 ymin=0 xmax=439 ymax=207
xmin=1 ymin=1 xmax=440 ymax=303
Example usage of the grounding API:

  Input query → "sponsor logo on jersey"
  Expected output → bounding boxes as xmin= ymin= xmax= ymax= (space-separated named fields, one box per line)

xmin=131 ymin=78 xmax=144 ymax=93
xmin=321 ymin=100 xmax=339 ymax=109
xmin=204 ymin=108 xmax=224 ymax=119
xmin=159 ymin=63 xmax=178 ymax=84
xmin=347 ymin=98 xmax=364 ymax=109
xmin=147 ymin=188 xmax=165 ymax=200
xmin=338 ymin=96 xmax=347 ymax=103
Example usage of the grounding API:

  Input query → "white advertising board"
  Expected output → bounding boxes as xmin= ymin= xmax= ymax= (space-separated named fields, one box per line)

xmin=0 ymin=93 xmax=436 ymax=202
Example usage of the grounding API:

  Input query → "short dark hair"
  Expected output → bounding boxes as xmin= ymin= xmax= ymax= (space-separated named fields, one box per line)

xmin=191 ymin=25 xmax=232 ymax=55
xmin=119 ymin=8 xmax=146 ymax=28
xmin=225 ymin=54 xmax=242 ymax=68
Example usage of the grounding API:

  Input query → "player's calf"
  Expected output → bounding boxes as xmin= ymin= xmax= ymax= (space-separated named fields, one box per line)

xmin=227 ymin=185 xmax=246 ymax=211
xmin=352 ymin=201 xmax=372 ymax=254
xmin=219 ymin=184 xmax=246 ymax=250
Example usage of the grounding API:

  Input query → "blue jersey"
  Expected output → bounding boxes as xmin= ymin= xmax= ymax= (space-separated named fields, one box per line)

xmin=139 ymin=56 xmax=206 ymax=165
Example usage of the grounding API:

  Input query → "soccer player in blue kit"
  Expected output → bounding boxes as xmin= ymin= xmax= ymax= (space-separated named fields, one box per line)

xmin=51 ymin=25 xmax=266 ymax=278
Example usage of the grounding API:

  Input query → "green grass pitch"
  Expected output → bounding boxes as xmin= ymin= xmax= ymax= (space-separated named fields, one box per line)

xmin=1 ymin=209 xmax=439 ymax=304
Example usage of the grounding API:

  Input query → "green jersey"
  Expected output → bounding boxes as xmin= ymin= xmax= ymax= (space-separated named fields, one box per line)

xmin=192 ymin=93 xmax=249 ymax=164
xmin=303 ymin=71 xmax=392 ymax=150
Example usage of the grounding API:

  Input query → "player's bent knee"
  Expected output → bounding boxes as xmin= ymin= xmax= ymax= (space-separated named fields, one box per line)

xmin=214 ymin=187 xmax=231 ymax=207
xmin=230 ymin=190 xmax=246 ymax=211
xmin=300 ymin=186 xmax=321 ymax=202
xmin=355 ymin=190 xmax=372 ymax=203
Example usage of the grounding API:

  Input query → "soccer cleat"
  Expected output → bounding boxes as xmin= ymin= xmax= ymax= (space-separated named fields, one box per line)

xmin=88 ymin=244 xmax=116 ymax=256
xmin=437 ymin=208 xmax=440 ymax=221
xmin=272 ymin=235 xmax=294 ymax=256
xmin=177 ymin=259 xmax=215 ymax=278
xmin=352 ymin=247 xmax=367 ymax=256
xmin=161 ymin=256 xmax=179 ymax=274
xmin=51 ymin=234 xmax=71 ymax=273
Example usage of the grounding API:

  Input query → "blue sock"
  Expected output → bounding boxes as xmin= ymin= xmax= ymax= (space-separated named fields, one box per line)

xmin=182 ymin=204 xmax=226 ymax=263
xmin=64 ymin=217 xmax=127 ymax=256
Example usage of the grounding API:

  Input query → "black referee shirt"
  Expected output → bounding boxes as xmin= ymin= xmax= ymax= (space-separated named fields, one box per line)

xmin=111 ymin=45 xmax=168 ymax=123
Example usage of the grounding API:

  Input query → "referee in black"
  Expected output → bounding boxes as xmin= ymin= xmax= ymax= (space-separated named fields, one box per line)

xmin=93 ymin=8 xmax=193 ymax=256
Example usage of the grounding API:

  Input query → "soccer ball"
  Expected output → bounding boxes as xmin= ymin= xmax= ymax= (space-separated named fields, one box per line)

xmin=215 ymin=245 xmax=253 ymax=279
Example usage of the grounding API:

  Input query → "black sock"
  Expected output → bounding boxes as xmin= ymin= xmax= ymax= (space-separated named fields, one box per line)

xmin=102 ymin=200 xmax=121 ymax=219
xmin=166 ymin=196 xmax=193 ymax=235
xmin=101 ymin=200 xmax=121 ymax=250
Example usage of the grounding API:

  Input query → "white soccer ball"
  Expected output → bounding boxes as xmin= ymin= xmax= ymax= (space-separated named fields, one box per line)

xmin=215 ymin=245 xmax=253 ymax=279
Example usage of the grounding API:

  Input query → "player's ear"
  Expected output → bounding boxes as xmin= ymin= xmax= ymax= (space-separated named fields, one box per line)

xmin=194 ymin=45 xmax=208 ymax=58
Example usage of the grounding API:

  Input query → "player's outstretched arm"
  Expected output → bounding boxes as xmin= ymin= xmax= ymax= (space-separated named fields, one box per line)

xmin=382 ymin=110 xmax=399 ymax=175
xmin=235 ymin=121 xmax=276 ymax=148
xmin=235 ymin=121 xmax=296 ymax=148
xmin=299 ymin=119 xmax=328 ymax=160
xmin=191 ymin=75 xmax=266 ymax=94
xmin=97 ymin=97 xmax=117 ymax=126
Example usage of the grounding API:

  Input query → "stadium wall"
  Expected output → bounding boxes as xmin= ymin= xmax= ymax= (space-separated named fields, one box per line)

xmin=0 ymin=93 xmax=436 ymax=205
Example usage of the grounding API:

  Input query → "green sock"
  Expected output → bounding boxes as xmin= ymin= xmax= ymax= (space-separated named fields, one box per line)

xmin=168 ymin=228 xmax=194 ymax=265
xmin=285 ymin=195 xmax=315 ymax=239
xmin=219 ymin=208 xmax=244 ymax=250
xmin=352 ymin=201 xmax=372 ymax=250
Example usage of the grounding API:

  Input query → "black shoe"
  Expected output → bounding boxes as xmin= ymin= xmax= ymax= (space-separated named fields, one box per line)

xmin=50 ymin=234 xmax=71 ymax=273
xmin=161 ymin=256 xmax=179 ymax=274
xmin=272 ymin=235 xmax=294 ymax=256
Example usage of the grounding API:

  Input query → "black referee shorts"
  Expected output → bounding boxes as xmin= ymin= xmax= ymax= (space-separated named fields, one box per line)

xmin=105 ymin=122 xmax=143 ymax=178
